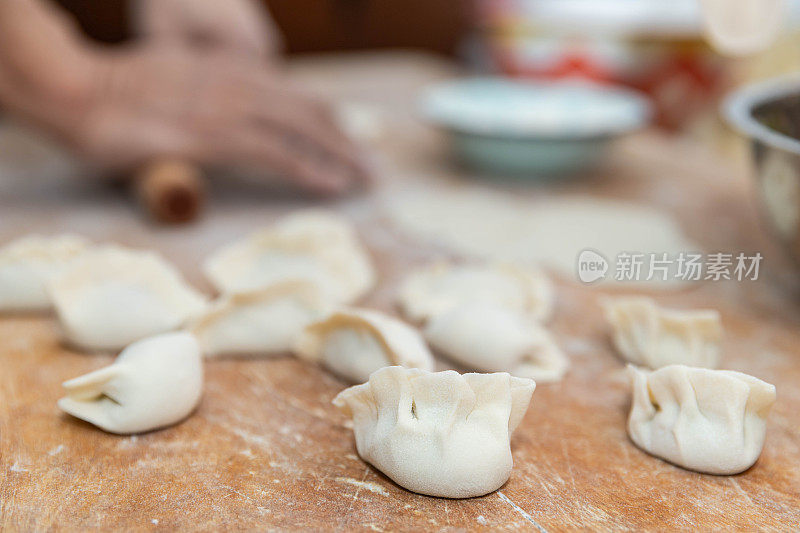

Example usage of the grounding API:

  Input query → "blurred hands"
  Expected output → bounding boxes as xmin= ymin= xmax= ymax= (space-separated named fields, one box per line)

xmin=135 ymin=0 xmax=281 ymax=58
xmin=0 ymin=0 xmax=369 ymax=196
xmin=74 ymin=47 xmax=369 ymax=195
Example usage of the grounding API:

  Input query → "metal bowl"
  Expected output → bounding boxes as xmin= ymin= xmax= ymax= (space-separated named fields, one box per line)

xmin=725 ymin=75 xmax=800 ymax=263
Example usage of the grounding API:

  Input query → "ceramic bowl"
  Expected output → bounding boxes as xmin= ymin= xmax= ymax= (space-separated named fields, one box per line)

xmin=422 ymin=78 xmax=651 ymax=177
xmin=725 ymin=75 xmax=800 ymax=264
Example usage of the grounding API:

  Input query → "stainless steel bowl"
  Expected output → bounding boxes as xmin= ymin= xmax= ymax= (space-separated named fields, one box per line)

xmin=725 ymin=75 xmax=800 ymax=263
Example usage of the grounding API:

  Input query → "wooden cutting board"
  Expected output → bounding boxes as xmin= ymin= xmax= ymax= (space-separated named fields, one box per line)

xmin=1 ymin=53 xmax=799 ymax=531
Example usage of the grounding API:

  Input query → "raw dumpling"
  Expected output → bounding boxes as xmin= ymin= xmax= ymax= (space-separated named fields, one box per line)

xmin=50 ymin=246 xmax=208 ymax=351
xmin=398 ymin=261 xmax=553 ymax=323
xmin=333 ymin=366 xmax=535 ymax=498
xmin=603 ymin=297 xmax=722 ymax=369
xmin=191 ymin=280 xmax=330 ymax=358
xmin=424 ymin=302 xmax=568 ymax=383
xmin=294 ymin=308 xmax=434 ymax=383
xmin=0 ymin=234 xmax=89 ymax=312
xmin=58 ymin=332 xmax=203 ymax=434
xmin=627 ymin=364 xmax=776 ymax=475
xmin=203 ymin=210 xmax=374 ymax=303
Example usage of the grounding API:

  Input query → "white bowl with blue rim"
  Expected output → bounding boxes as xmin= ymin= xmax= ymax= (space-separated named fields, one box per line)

xmin=422 ymin=77 xmax=651 ymax=177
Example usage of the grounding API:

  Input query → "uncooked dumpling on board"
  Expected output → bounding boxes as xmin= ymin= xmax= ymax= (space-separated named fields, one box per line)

xmin=603 ymin=297 xmax=722 ymax=369
xmin=398 ymin=261 xmax=553 ymax=323
xmin=333 ymin=366 xmax=535 ymax=498
xmin=424 ymin=302 xmax=568 ymax=383
xmin=50 ymin=246 xmax=208 ymax=351
xmin=58 ymin=332 xmax=203 ymax=434
xmin=294 ymin=308 xmax=434 ymax=383
xmin=203 ymin=210 xmax=375 ymax=303
xmin=191 ymin=281 xmax=330 ymax=358
xmin=627 ymin=364 xmax=776 ymax=475
xmin=0 ymin=234 xmax=90 ymax=312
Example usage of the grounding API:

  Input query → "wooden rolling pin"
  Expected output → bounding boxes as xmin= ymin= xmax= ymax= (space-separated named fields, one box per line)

xmin=134 ymin=159 xmax=206 ymax=224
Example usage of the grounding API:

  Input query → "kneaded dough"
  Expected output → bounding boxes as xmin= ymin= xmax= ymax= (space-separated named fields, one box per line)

xmin=49 ymin=246 xmax=208 ymax=351
xmin=627 ymin=364 xmax=776 ymax=475
xmin=58 ymin=332 xmax=203 ymax=434
xmin=204 ymin=210 xmax=375 ymax=303
xmin=398 ymin=261 xmax=553 ymax=324
xmin=385 ymin=185 xmax=696 ymax=287
xmin=333 ymin=366 xmax=535 ymax=498
xmin=424 ymin=302 xmax=568 ymax=383
xmin=0 ymin=234 xmax=89 ymax=312
xmin=294 ymin=308 xmax=434 ymax=383
xmin=603 ymin=297 xmax=722 ymax=369
xmin=191 ymin=281 xmax=330 ymax=358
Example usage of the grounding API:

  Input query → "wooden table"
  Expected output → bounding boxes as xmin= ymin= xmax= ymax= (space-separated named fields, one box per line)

xmin=1 ymin=53 xmax=799 ymax=531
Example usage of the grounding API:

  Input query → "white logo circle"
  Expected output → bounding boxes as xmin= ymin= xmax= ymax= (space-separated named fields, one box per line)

xmin=577 ymin=249 xmax=608 ymax=284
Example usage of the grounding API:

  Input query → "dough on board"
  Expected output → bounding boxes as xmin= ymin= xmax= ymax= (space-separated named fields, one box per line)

xmin=385 ymin=184 xmax=696 ymax=287
xmin=627 ymin=364 xmax=775 ymax=475
xmin=425 ymin=302 xmax=568 ymax=383
xmin=294 ymin=308 xmax=435 ymax=383
xmin=58 ymin=332 xmax=203 ymax=434
xmin=49 ymin=245 xmax=208 ymax=351
xmin=603 ymin=297 xmax=722 ymax=369
xmin=333 ymin=366 xmax=535 ymax=498
xmin=398 ymin=261 xmax=565 ymax=382
xmin=191 ymin=280 xmax=331 ymax=358
xmin=204 ymin=210 xmax=375 ymax=303
xmin=0 ymin=234 xmax=89 ymax=312
xmin=398 ymin=261 xmax=553 ymax=324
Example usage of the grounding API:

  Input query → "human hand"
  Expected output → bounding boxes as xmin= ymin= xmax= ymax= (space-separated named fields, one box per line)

xmin=70 ymin=46 xmax=369 ymax=195
xmin=134 ymin=0 xmax=281 ymax=58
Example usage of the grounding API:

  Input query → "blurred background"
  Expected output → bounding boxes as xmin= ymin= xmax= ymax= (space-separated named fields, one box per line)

xmin=51 ymin=0 xmax=800 ymax=134
xmin=3 ymin=0 xmax=800 ymax=250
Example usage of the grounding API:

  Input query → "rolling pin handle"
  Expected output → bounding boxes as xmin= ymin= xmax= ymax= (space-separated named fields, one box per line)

xmin=134 ymin=159 xmax=206 ymax=224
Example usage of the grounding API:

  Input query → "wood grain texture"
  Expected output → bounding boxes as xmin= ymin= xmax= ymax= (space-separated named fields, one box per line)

xmin=1 ymin=53 xmax=799 ymax=531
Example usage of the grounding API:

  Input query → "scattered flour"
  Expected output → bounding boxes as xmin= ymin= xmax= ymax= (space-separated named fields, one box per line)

xmin=10 ymin=462 xmax=28 ymax=472
xmin=48 ymin=444 xmax=65 ymax=456
xmin=335 ymin=477 xmax=389 ymax=496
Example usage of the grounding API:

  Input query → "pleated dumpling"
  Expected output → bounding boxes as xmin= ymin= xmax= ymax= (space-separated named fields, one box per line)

xmin=294 ymin=308 xmax=434 ymax=383
xmin=0 ymin=234 xmax=89 ymax=312
xmin=58 ymin=332 xmax=203 ymax=434
xmin=50 ymin=246 xmax=208 ymax=351
xmin=398 ymin=261 xmax=553 ymax=323
xmin=333 ymin=366 xmax=535 ymax=498
xmin=627 ymin=364 xmax=776 ymax=475
xmin=424 ymin=302 xmax=568 ymax=383
xmin=203 ymin=210 xmax=375 ymax=303
xmin=604 ymin=297 xmax=722 ymax=369
xmin=191 ymin=280 xmax=331 ymax=358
